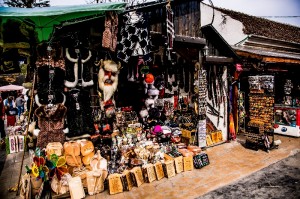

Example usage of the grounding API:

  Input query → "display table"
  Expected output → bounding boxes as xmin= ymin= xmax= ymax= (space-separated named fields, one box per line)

xmin=274 ymin=105 xmax=300 ymax=137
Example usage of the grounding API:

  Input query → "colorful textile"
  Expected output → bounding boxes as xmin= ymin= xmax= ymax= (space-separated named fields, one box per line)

xmin=117 ymin=12 xmax=152 ymax=63
xmin=35 ymin=104 xmax=67 ymax=148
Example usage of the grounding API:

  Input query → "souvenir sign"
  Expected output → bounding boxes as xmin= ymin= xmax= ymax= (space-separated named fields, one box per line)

xmin=197 ymin=119 xmax=207 ymax=147
xmin=9 ymin=135 xmax=17 ymax=154
xmin=18 ymin=135 xmax=25 ymax=152
xmin=284 ymin=79 xmax=293 ymax=95
xmin=198 ymin=69 xmax=207 ymax=115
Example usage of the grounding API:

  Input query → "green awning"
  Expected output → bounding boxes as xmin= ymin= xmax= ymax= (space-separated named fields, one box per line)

xmin=0 ymin=2 xmax=127 ymax=42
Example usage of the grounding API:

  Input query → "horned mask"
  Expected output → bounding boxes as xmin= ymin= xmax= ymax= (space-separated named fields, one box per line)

xmin=98 ymin=59 xmax=121 ymax=102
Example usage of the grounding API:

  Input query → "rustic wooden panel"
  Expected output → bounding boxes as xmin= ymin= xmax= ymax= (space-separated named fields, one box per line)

xmin=194 ymin=2 xmax=200 ymax=37
xmin=148 ymin=7 xmax=163 ymax=33
xmin=173 ymin=0 xmax=201 ymax=37
xmin=191 ymin=0 xmax=195 ymax=37
xmin=263 ymin=57 xmax=300 ymax=64
xmin=174 ymin=3 xmax=179 ymax=35
xmin=148 ymin=1 xmax=202 ymax=37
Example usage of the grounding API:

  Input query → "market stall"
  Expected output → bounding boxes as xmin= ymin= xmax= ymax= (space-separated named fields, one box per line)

xmin=1 ymin=1 xmax=213 ymax=198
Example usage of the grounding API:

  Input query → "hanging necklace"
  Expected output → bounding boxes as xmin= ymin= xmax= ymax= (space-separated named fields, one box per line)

xmin=47 ymin=46 xmax=54 ymax=105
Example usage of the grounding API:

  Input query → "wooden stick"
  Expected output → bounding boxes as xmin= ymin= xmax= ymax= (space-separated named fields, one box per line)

xmin=16 ymin=71 xmax=36 ymax=196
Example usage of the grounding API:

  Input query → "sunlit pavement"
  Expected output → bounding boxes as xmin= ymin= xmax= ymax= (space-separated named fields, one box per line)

xmin=0 ymin=134 xmax=299 ymax=199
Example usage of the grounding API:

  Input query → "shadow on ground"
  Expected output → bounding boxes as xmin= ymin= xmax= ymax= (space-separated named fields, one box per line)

xmin=197 ymin=152 xmax=300 ymax=199
xmin=0 ymin=150 xmax=6 ymax=176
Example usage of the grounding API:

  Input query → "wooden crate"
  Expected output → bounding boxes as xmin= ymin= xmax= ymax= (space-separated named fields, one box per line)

xmin=183 ymin=156 xmax=194 ymax=171
xmin=142 ymin=164 xmax=156 ymax=183
xmin=154 ymin=162 xmax=165 ymax=180
xmin=163 ymin=160 xmax=176 ymax=178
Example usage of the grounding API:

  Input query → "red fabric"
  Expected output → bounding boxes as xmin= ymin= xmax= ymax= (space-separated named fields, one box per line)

xmin=174 ymin=95 xmax=178 ymax=110
xmin=159 ymin=88 xmax=165 ymax=99
xmin=297 ymin=110 xmax=300 ymax=126
xmin=6 ymin=115 xmax=16 ymax=126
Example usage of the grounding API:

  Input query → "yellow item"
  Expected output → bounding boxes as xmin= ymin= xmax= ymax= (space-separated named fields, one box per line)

xmin=32 ymin=164 xmax=39 ymax=177
xmin=56 ymin=156 xmax=67 ymax=167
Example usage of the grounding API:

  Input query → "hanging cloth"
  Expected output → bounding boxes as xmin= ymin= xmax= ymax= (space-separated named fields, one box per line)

xmin=65 ymin=48 xmax=93 ymax=88
xmin=166 ymin=4 xmax=175 ymax=61
xmin=166 ymin=5 xmax=175 ymax=50
xmin=102 ymin=11 xmax=119 ymax=52
xmin=117 ymin=12 xmax=152 ymax=63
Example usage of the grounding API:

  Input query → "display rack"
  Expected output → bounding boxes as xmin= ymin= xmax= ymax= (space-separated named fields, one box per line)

xmin=245 ymin=75 xmax=276 ymax=152
xmin=245 ymin=93 xmax=275 ymax=151
xmin=274 ymin=105 xmax=300 ymax=137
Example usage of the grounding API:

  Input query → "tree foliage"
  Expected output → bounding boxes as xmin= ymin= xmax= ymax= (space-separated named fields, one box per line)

xmin=3 ymin=0 xmax=50 ymax=8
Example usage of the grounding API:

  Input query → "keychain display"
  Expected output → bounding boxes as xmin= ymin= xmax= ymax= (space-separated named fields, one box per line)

xmin=197 ymin=68 xmax=207 ymax=116
xmin=284 ymin=79 xmax=293 ymax=95
xmin=246 ymin=75 xmax=275 ymax=151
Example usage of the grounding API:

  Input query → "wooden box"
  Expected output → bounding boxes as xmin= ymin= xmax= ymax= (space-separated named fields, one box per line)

xmin=164 ymin=154 xmax=183 ymax=174
xmin=162 ymin=160 xmax=176 ymax=178
xmin=174 ymin=156 xmax=183 ymax=174
xmin=108 ymin=174 xmax=123 ymax=195
xmin=183 ymin=156 xmax=194 ymax=171
xmin=130 ymin=167 xmax=144 ymax=187
xmin=154 ymin=162 xmax=165 ymax=180
xmin=142 ymin=164 xmax=156 ymax=183
xmin=121 ymin=170 xmax=134 ymax=191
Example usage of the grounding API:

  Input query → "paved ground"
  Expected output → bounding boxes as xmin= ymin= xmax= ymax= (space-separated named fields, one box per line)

xmin=198 ymin=152 xmax=300 ymax=199
xmin=0 ymin=150 xmax=6 ymax=176
xmin=0 ymin=134 xmax=299 ymax=199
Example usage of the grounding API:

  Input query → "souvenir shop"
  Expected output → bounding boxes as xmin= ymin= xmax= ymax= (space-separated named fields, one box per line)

xmin=1 ymin=1 xmax=219 ymax=198
xmin=237 ymin=58 xmax=300 ymax=152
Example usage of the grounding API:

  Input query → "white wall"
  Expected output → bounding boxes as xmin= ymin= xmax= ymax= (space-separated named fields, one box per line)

xmin=201 ymin=3 xmax=248 ymax=45
xmin=206 ymin=66 xmax=228 ymax=142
